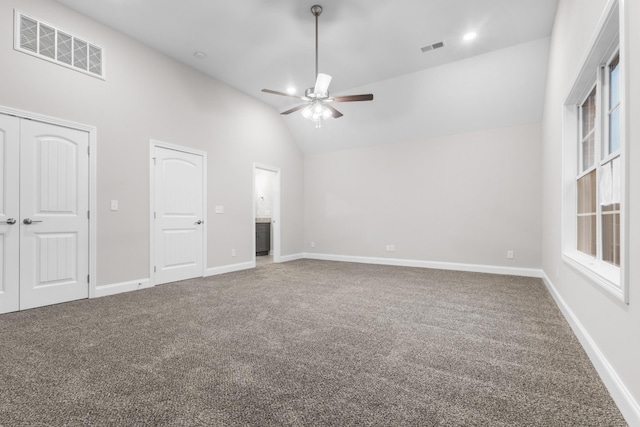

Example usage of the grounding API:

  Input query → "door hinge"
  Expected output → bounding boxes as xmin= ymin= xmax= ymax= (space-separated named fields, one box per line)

xmin=154 ymin=266 xmax=157 ymax=273
xmin=87 ymin=210 xmax=90 ymax=219
xmin=152 ymin=157 xmax=156 ymax=165
xmin=87 ymin=146 xmax=90 ymax=155
xmin=154 ymin=212 xmax=156 ymax=219
xmin=87 ymin=274 xmax=90 ymax=283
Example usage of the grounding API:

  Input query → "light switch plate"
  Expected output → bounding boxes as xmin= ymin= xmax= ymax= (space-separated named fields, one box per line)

xmin=110 ymin=200 xmax=118 ymax=211
xmin=215 ymin=206 xmax=224 ymax=214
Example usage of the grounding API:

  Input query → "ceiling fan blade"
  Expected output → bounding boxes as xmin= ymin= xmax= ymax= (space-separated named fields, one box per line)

xmin=281 ymin=104 xmax=308 ymax=115
xmin=262 ymin=88 xmax=303 ymax=99
xmin=332 ymin=94 xmax=374 ymax=102
xmin=325 ymin=104 xmax=343 ymax=118
xmin=314 ymin=73 xmax=332 ymax=96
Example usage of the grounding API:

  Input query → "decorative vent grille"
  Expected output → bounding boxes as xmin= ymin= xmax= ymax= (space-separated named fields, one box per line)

xmin=14 ymin=10 xmax=105 ymax=79
xmin=420 ymin=41 xmax=446 ymax=53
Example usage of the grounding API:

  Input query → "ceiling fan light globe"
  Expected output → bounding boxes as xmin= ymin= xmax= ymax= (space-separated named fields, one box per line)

xmin=301 ymin=105 xmax=313 ymax=119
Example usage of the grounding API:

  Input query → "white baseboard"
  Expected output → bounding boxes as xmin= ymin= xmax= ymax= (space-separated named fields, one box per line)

xmin=541 ymin=272 xmax=640 ymax=426
xmin=277 ymin=253 xmax=304 ymax=262
xmin=94 ymin=278 xmax=151 ymax=298
xmin=302 ymin=253 xmax=543 ymax=278
xmin=205 ymin=261 xmax=255 ymax=277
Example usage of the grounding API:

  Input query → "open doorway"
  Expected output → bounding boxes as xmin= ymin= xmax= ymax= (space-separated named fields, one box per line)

xmin=253 ymin=164 xmax=280 ymax=266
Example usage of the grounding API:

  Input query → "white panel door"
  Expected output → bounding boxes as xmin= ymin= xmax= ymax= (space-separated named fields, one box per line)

xmin=19 ymin=120 xmax=90 ymax=310
xmin=154 ymin=146 xmax=204 ymax=285
xmin=0 ymin=115 xmax=20 ymax=314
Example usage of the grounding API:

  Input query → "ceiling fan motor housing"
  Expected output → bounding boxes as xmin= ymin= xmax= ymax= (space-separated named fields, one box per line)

xmin=305 ymin=87 xmax=328 ymax=99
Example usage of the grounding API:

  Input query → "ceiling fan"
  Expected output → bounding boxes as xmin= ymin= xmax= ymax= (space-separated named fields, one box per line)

xmin=261 ymin=5 xmax=374 ymax=128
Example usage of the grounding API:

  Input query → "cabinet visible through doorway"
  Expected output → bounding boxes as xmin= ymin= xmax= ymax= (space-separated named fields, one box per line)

xmin=256 ymin=222 xmax=271 ymax=256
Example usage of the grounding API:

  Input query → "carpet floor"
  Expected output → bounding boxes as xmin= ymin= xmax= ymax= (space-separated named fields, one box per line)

xmin=0 ymin=260 xmax=627 ymax=426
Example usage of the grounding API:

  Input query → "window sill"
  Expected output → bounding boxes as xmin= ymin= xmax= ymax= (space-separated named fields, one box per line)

xmin=563 ymin=251 xmax=624 ymax=301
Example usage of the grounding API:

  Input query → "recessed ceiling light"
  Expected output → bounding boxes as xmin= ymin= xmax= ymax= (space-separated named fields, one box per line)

xmin=193 ymin=51 xmax=207 ymax=59
xmin=463 ymin=32 xmax=477 ymax=41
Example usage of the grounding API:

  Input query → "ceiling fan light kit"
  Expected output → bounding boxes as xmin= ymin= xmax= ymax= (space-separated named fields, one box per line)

xmin=261 ymin=4 xmax=374 ymax=128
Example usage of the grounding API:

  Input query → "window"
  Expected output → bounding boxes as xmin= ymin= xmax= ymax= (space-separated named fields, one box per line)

xmin=576 ymin=52 xmax=621 ymax=266
xmin=562 ymin=0 xmax=627 ymax=302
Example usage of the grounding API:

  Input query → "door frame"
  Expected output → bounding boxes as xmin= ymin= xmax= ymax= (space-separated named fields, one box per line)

xmin=253 ymin=163 xmax=281 ymax=263
xmin=149 ymin=140 xmax=207 ymax=286
xmin=0 ymin=105 xmax=97 ymax=298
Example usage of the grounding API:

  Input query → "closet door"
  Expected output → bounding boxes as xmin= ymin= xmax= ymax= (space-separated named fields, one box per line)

xmin=19 ymin=120 xmax=90 ymax=310
xmin=153 ymin=146 xmax=204 ymax=285
xmin=0 ymin=115 xmax=20 ymax=314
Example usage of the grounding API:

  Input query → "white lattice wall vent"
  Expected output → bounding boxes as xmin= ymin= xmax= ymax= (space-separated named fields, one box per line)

xmin=14 ymin=10 xmax=105 ymax=79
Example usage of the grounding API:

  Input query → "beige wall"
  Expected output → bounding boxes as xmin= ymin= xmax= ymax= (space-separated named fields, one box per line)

xmin=305 ymin=123 xmax=542 ymax=270
xmin=541 ymin=0 xmax=640 ymax=421
xmin=0 ymin=0 xmax=304 ymax=285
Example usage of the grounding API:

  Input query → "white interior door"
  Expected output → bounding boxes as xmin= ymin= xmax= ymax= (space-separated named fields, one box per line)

xmin=0 ymin=115 xmax=20 ymax=314
xmin=153 ymin=146 xmax=204 ymax=285
xmin=19 ymin=120 xmax=90 ymax=310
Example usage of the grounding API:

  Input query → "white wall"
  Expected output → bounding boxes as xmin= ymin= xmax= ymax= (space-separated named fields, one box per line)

xmin=541 ymin=0 xmax=640 ymax=423
xmin=0 ymin=0 xmax=304 ymax=285
xmin=305 ymin=123 xmax=542 ymax=271
xmin=287 ymin=37 xmax=551 ymax=155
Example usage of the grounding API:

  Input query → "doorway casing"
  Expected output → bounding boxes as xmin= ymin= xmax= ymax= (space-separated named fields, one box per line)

xmin=253 ymin=163 xmax=281 ymax=263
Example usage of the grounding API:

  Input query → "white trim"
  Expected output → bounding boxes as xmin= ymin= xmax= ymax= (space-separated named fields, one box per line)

xmin=149 ymin=140 xmax=207 ymax=286
xmin=563 ymin=252 xmax=624 ymax=300
xmin=0 ymin=105 xmax=98 ymax=300
xmin=303 ymin=253 xmax=542 ymax=278
xmin=206 ymin=261 xmax=255 ymax=277
xmin=94 ymin=279 xmax=151 ymax=298
xmin=541 ymin=271 xmax=640 ymax=426
xmin=618 ymin=0 xmax=630 ymax=304
xmin=278 ymin=253 xmax=304 ymax=263
xmin=253 ymin=163 xmax=281 ymax=263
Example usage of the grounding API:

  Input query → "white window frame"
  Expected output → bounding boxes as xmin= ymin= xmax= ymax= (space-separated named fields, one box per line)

xmin=562 ymin=0 xmax=628 ymax=303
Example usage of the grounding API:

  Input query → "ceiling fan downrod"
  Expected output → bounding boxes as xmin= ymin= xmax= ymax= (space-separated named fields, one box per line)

xmin=311 ymin=5 xmax=322 ymax=81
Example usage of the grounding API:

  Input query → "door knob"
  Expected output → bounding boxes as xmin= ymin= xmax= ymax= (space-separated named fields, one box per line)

xmin=23 ymin=218 xmax=43 ymax=225
xmin=1 ymin=218 xmax=16 ymax=225
xmin=195 ymin=220 xmax=203 ymax=225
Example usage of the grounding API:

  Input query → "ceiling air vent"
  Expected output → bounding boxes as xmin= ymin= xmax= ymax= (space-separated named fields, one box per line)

xmin=421 ymin=41 xmax=445 ymax=53
xmin=14 ymin=10 xmax=105 ymax=79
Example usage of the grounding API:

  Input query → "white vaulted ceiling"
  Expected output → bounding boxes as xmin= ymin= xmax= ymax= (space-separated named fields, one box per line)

xmin=54 ymin=0 xmax=558 ymax=154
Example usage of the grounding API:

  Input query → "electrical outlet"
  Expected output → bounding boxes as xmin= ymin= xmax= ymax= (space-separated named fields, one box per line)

xmin=231 ymin=249 xmax=236 ymax=257
xmin=310 ymin=241 xmax=315 ymax=248
xmin=507 ymin=250 xmax=514 ymax=259
xmin=386 ymin=244 xmax=395 ymax=252
xmin=215 ymin=205 xmax=224 ymax=214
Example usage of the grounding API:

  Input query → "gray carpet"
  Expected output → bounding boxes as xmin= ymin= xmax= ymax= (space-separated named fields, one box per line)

xmin=0 ymin=260 xmax=627 ymax=426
